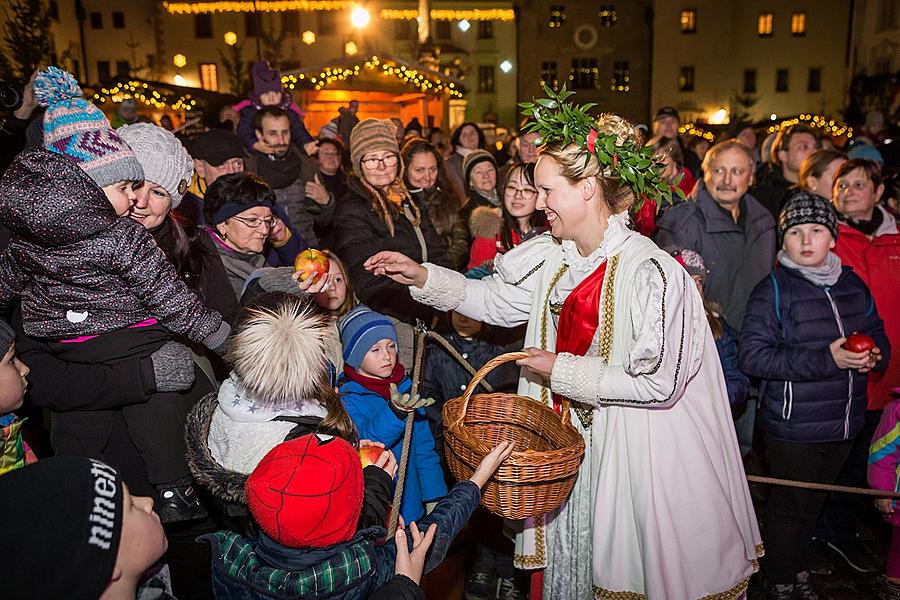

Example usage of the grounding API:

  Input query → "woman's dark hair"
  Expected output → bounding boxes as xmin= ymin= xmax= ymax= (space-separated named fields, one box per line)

xmin=833 ymin=157 xmax=883 ymax=189
xmin=451 ymin=121 xmax=485 ymax=152
xmin=401 ymin=138 xmax=464 ymax=236
xmin=202 ymin=172 xmax=275 ymax=224
xmin=499 ymin=162 xmax=545 ymax=251
xmin=166 ymin=210 xmax=215 ymax=293
xmin=318 ymin=136 xmax=344 ymax=155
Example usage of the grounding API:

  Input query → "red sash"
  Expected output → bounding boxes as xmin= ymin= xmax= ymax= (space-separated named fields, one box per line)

xmin=552 ymin=260 xmax=608 ymax=413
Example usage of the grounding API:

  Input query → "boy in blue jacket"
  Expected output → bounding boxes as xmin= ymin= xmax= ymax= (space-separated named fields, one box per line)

xmin=338 ymin=305 xmax=447 ymax=524
xmin=740 ymin=190 xmax=890 ymax=599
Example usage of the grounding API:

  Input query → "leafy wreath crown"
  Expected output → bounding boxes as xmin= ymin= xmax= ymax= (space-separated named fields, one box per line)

xmin=519 ymin=85 xmax=685 ymax=207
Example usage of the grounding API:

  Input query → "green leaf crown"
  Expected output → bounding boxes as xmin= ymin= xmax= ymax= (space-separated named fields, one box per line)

xmin=518 ymin=84 xmax=685 ymax=207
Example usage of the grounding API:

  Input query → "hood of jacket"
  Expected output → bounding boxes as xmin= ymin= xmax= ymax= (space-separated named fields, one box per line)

xmin=0 ymin=148 xmax=119 ymax=246
xmin=186 ymin=392 xmax=249 ymax=505
xmin=468 ymin=205 xmax=502 ymax=239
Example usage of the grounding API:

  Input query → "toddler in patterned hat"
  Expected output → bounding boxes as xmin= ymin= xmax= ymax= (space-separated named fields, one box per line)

xmin=0 ymin=67 xmax=230 ymax=521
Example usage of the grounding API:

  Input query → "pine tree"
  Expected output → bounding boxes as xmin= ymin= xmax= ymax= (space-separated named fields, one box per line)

xmin=2 ymin=0 xmax=52 ymax=84
xmin=220 ymin=43 xmax=250 ymax=96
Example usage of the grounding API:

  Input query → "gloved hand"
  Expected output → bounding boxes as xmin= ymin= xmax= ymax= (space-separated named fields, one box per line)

xmin=389 ymin=383 xmax=435 ymax=414
xmin=202 ymin=321 xmax=231 ymax=356
xmin=151 ymin=341 xmax=195 ymax=392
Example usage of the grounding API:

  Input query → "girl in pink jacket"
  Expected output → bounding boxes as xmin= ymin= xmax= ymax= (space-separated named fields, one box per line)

xmin=868 ymin=392 xmax=900 ymax=597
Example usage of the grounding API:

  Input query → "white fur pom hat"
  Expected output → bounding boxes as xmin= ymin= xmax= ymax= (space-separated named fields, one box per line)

xmin=227 ymin=298 xmax=330 ymax=405
xmin=117 ymin=122 xmax=193 ymax=208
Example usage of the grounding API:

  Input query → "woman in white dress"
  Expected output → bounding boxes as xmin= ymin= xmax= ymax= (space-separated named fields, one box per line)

xmin=365 ymin=95 xmax=762 ymax=599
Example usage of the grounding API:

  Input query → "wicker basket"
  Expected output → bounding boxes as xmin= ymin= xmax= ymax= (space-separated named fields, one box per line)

xmin=442 ymin=351 xmax=586 ymax=520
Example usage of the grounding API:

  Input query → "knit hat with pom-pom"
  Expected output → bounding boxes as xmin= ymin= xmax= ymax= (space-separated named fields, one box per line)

xmin=34 ymin=66 xmax=143 ymax=188
xmin=118 ymin=123 xmax=193 ymax=208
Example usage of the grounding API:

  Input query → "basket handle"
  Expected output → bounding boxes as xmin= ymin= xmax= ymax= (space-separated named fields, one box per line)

xmin=453 ymin=351 xmax=571 ymax=429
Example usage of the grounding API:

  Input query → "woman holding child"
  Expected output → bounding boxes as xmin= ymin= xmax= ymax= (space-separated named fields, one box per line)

xmin=366 ymin=91 xmax=762 ymax=598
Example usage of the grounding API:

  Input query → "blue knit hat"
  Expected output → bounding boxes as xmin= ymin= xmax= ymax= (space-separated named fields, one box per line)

xmin=34 ymin=66 xmax=143 ymax=189
xmin=339 ymin=306 xmax=397 ymax=370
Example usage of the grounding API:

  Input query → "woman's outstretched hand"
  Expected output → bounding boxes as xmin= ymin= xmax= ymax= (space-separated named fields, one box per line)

xmin=364 ymin=252 xmax=428 ymax=288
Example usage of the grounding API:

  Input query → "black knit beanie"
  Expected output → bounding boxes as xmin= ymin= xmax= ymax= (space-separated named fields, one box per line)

xmin=0 ymin=456 xmax=124 ymax=599
xmin=463 ymin=149 xmax=498 ymax=189
xmin=779 ymin=190 xmax=839 ymax=243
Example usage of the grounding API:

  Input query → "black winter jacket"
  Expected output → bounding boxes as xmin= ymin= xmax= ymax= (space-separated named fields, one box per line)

xmin=739 ymin=264 xmax=890 ymax=443
xmin=0 ymin=149 xmax=223 ymax=342
xmin=333 ymin=177 xmax=449 ymax=323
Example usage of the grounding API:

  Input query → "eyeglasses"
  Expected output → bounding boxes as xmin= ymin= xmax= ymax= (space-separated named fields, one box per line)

xmin=231 ymin=215 xmax=277 ymax=229
xmin=504 ymin=185 xmax=537 ymax=200
xmin=361 ymin=153 xmax=399 ymax=170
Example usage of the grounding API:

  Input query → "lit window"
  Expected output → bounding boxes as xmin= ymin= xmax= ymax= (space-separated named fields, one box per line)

xmin=549 ymin=5 xmax=567 ymax=28
xmin=610 ymin=61 xmax=630 ymax=93
xmin=570 ymin=58 xmax=599 ymax=90
xmin=791 ymin=12 xmax=806 ymax=35
xmin=758 ymin=12 xmax=773 ymax=37
xmin=678 ymin=66 xmax=695 ymax=92
xmin=680 ymin=9 xmax=697 ymax=33
xmin=200 ymin=63 xmax=218 ymax=92
xmin=599 ymin=5 xmax=617 ymax=27
xmin=541 ymin=61 xmax=558 ymax=91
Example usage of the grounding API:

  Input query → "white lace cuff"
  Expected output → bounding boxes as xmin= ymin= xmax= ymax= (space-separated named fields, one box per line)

xmin=550 ymin=352 xmax=605 ymax=406
xmin=409 ymin=263 xmax=467 ymax=312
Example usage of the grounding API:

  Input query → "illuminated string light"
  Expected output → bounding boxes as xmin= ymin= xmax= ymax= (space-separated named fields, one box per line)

xmin=380 ymin=8 xmax=515 ymax=21
xmin=678 ymin=123 xmax=715 ymax=142
xmin=764 ymin=113 xmax=853 ymax=138
xmin=90 ymin=80 xmax=198 ymax=111
xmin=163 ymin=1 xmax=351 ymax=14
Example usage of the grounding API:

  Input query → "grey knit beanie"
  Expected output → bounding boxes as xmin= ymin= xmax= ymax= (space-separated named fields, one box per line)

xmin=349 ymin=119 xmax=400 ymax=177
xmin=118 ymin=123 xmax=194 ymax=208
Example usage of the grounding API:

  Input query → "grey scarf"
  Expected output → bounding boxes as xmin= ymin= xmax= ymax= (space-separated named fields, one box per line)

xmin=777 ymin=250 xmax=842 ymax=287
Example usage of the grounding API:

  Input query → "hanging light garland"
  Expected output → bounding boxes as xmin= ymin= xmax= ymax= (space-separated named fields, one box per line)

xmin=766 ymin=113 xmax=853 ymax=138
xmin=380 ymin=8 xmax=515 ymax=21
xmin=90 ymin=81 xmax=198 ymax=112
xmin=281 ymin=55 xmax=464 ymax=97
xmin=163 ymin=0 xmax=351 ymax=14
xmin=679 ymin=123 xmax=715 ymax=142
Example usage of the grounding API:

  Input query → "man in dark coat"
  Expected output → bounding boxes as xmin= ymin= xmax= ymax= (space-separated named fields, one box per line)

xmin=752 ymin=123 xmax=819 ymax=218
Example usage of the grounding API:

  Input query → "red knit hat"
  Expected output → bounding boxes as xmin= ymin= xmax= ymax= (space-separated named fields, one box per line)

xmin=246 ymin=435 xmax=363 ymax=548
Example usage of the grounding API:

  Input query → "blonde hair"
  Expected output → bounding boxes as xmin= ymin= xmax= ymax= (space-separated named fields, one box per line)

xmin=540 ymin=114 xmax=643 ymax=214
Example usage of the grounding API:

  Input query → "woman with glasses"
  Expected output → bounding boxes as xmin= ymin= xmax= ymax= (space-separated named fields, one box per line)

xmin=202 ymin=172 xmax=283 ymax=297
xmin=332 ymin=119 xmax=449 ymax=366
xmin=401 ymin=138 xmax=469 ymax=271
xmin=467 ymin=161 xmax=547 ymax=271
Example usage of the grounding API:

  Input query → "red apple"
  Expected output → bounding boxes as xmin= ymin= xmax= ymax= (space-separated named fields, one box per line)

xmin=843 ymin=333 xmax=875 ymax=353
xmin=358 ymin=445 xmax=385 ymax=468
xmin=294 ymin=249 xmax=330 ymax=283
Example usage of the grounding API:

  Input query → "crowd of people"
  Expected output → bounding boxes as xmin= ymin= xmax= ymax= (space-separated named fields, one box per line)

xmin=0 ymin=59 xmax=897 ymax=600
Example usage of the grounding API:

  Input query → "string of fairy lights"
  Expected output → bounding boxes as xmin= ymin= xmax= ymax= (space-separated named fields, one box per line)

xmin=281 ymin=56 xmax=464 ymax=97
xmin=679 ymin=123 xmax=715 ymax=142
xmin=767 ymin=113 xmax=853 ymax=138
xmin=91 ymin=81 xmax=198 ymax=112
xmin=162 ymin=1 xmax=514 ymax=20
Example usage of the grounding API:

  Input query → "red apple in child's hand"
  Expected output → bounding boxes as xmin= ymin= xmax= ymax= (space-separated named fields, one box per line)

xmin=294 ymin=249 xmax=330 ymax=283
xmin=358 ymin=445 xmax=386 ymax=468
xmin=843 ymin=333 xmax=875 ymax=353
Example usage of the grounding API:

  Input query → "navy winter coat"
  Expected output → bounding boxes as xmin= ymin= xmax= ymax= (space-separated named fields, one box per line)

xmin=739 ymin=264 xmax=890 ymax=443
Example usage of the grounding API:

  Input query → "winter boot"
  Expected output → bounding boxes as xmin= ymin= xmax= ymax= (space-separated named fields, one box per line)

xmin=156 ymin=477 xmax=208 ymax=523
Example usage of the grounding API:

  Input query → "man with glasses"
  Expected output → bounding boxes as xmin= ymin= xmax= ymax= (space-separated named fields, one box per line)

xmin=245 ymin=106 xmax=336 ymax=248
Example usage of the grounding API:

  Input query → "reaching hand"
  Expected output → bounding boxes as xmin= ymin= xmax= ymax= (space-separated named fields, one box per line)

xmin=374 ymin=448 xmax=398 ymax=478
xmin=292 ymin=269 xmax=332 ymax=293
xmin=516 ymin=347 xmax=557 ymax=380
xmin=305 ymin=174 xmax=330 ymax=205
xmin=470 ymin=441 xmax=514 ymax=488
xmin=829 ymin=338 xmax=874 ymax=371
xmin=393 ymin=518 xmax=437 ymax=585
xmin=389 ymin=383 xmax=435 ymax=413
xmin=364 ymin=251 xmax=428 ymax=287
xmin=252 ymin=140 xmax=276 ymax=155
xmin=304 ymin=140 xmax=320 ymax=156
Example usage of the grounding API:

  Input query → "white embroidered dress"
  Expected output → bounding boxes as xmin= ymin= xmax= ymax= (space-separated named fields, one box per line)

xmin=411 ymin=213 xmax=762 ymax=599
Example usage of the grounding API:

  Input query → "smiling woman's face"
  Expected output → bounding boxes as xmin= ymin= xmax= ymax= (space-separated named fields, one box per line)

xmin=130 ymin=182 xmax=172 ymax=230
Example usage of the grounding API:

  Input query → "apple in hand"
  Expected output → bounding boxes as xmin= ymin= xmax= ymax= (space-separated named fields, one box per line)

xmin=294 ymin=249 xmax=330 ymax=283
xmin=843 ymin=333 xmax=875 ymax=353
xmin=358 ymin=445 xmax=385 ymax=468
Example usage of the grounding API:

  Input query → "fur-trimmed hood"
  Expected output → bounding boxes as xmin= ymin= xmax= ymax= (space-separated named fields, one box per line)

xmin=468 ymin=205 xmax=502 ymax=239
xmin=186 ymin=392 xmax=248 ymax=505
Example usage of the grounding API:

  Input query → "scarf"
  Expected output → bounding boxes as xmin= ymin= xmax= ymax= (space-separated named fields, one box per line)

xmin=777 ymin=250 xmax=843 ymax=287
xmin=839 ymin=207 xmax=884 ymax=236
xmin=217 ymin=374 xmax=326 ymax=423
xmin=342 ymin=363 xmax=406 ymax=401
xmin=252 ymin=149 xmax=303 ymax=190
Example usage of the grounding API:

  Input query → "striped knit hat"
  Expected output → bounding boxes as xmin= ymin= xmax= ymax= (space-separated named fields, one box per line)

xmin=34 ymin=66 xmax=143 ymax=189
xmin=339 ymin=305 xmax=397 ymax=370
xmin=349 ymin=118 xmax=400 ymax=177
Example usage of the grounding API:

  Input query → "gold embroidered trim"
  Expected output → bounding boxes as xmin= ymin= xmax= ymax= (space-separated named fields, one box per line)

xmin=539 ymin=264 xmax=570 ymax=408
xmin=514 ymin=513 xmax=546 ymax=568
xmin=510 ymin=259 xmax=546 ymax=286
xmin=755 ymin=543 xmax=765 ymax=557
xmin=592 ymin=569 xmax=752 ymax=600
xmin=598 ymin=254 xmax=619 ymax=364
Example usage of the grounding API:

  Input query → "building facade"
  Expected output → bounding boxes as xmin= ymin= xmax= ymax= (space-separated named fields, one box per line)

xmin=514 ymin=0 xmax=653 ymax=126
xmin=651 ymin=0 xmax=852 ymax=124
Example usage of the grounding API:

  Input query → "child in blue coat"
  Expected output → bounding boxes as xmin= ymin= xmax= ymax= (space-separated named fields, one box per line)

xmin=338 ymin=305 xmax=447 ymax=523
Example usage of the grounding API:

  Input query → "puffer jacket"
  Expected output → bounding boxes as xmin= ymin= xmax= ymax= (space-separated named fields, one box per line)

xmin=740 ymin=264 xmax=890 ymax=443
xmin=202 ymin=479 xmax=480 ymax=600
xmin=332 ymin=178 xmax=449 ymax=324
xmin=0 ymin=148 xmax=223 ymax=342
xmin=833 ymin=207 xmax=900 ymax=409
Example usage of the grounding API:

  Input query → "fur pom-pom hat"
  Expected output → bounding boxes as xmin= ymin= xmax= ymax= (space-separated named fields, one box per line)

xmin=34 ymin=66 xmax=143 ymax=189
xmin=226 ymin=299 xmax=330 ymax=406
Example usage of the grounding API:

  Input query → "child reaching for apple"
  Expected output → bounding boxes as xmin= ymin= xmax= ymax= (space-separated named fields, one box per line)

xmin=202 ymin=433 xmax=514 ymax=599
xmin=740 ymin=190 xmax=891 ymax=597
xmin=338 ymin=305 xmax=447 ymax=524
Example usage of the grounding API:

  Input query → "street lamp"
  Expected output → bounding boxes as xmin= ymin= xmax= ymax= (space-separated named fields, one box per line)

xmin=173 ymin=53 xmax=187 ymax=68
xmin=500 ymin=60 xmax=513 ymax=73
xmin=458 ymin=19 xmax=471 ymax=32
xmin=174 ymin=74 xmax=187 ymax=86
xmin=351 ymin=5 xmax=370 ymax=28
xmin=224 ymin=31 xmax=237 ymax=46
xmin=345 ymin=41 xmax=359 ymax=56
